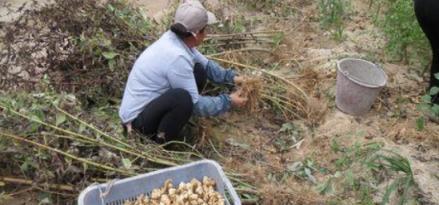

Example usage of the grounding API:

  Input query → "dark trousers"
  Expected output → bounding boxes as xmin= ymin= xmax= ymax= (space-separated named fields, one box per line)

xmin=414 ymin=0 xmax=439 ymax=96
xmin=132 ymin=63 xmax=207 ymax=142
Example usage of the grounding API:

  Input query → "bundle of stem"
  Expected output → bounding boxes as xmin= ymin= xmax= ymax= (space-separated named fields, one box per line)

xmin=207 ymin=56 xmax=311 ymax=120
xmin=0 ymin=104 xmax=188 ymax=166
xmin=0 ymin=101 xmax=258 ymax=198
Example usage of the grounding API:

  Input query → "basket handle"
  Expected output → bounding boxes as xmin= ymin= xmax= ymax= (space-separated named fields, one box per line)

xmin=222 ymin=175 xmax=242 ymax=205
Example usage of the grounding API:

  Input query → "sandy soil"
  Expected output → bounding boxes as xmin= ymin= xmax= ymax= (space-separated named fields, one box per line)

xmin=131 ymin=0 xmax=171 ymax=20
xmin=0 ymin=0 xmax=171 ymax=22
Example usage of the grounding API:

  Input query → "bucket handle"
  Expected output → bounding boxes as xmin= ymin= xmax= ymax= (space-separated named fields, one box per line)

xmin=338 ymin=63 xmax=386 ymax=88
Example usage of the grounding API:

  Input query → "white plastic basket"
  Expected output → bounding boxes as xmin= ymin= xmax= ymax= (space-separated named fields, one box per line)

xmin=78 ymin=160 xmax=241 ymax=205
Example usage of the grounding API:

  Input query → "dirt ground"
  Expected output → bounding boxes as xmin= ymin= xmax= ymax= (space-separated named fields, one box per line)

xmin=200 ymin=0 xmax=439 ymax=204
xmin=0 ymin=0 xmax=170 ymax=21
xmin=1 ymin=0 xmax=438 ymax=204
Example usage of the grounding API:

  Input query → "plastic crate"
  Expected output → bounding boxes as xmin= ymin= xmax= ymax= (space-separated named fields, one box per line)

xmin=78 ymin=160 xmax=241 ymax=205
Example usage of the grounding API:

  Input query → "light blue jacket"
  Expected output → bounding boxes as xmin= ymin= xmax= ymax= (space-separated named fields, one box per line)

xmin=119 ymin=31 xmax=235 ymax=124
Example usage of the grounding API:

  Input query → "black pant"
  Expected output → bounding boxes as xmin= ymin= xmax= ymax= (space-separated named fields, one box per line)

xmin=414 ymin=0 xmax=439 ymax=96
xmin=132 ymin=63 xmax=207 ymax=142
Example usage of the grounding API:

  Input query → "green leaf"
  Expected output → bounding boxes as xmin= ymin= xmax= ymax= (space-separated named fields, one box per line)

xmin=107 ymin=4 xmax=115 ymax=12
xmin=416 ymin=117 xmax=425 ymax=131
xmin=102 ymin=51 xmax=118 ymax=60
xmin=432 ymin=105 xmax=439 ymax=116
xmin=280 ymin=122 xmax=294 ymax=132
xmin=316 ymin=178 xmax=334 ymax=195
xmin=345 ymin=170 xmax=355 ymax=187
xmin=20 ymin=161 xmax=29 ymax=172
xmin=55 ymin=113 xmax=66 ymax=126
xmin=31 ymin=109 xmax=45 ymax=122
xmin=331 ymin=139 xmax=341 ymax=152
xmin=417 ymin=103 xmax=431 ymax=112
xmin=304 ymin=168 xmax=317 ymax=184
xmin=421 ymin=95 xmax=432 ymax=104
xmin=122 ymin=158 xmax=132 ymax=169
xmin=108 ymin=59 xmax=116 ymax=72
xmin=435 ymin=73 xmax=439 ymax=80
xmin=430 ymin=87 xmax=439 ymax=96
xmin=381 ymin=178 xmax=402 ymax=205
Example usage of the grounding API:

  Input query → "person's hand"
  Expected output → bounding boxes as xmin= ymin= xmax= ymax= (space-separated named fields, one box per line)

xmin=234 ymin=76 xmax=245 ymax=85
xmin=230 ymin=89 xmax=248 ymax=108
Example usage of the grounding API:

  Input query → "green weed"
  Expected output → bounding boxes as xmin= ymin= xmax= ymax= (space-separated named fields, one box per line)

xmin=417 ymin=74 xmax=439 ymax=127
xmin=320 ymin=141 xmax=419 ymax=204
xmin=287 ymin=158 xmax=319 ymax=184
xmin=375 ymin=0 xmax=430 ymax=67
xmin=318 ymin=0 xmax=350 ymax=41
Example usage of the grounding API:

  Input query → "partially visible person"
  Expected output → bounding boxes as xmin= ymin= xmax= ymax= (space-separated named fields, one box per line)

xmin=414 ymin=0 xmax=439 ymax=103
xmin=119 ymin=0 xmax=247 ymax=143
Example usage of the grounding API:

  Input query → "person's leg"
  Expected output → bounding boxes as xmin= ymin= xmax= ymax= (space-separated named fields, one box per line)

xmin=193 ymin=63 xmax=207 ymax=92
xmin=431 ymin=46 xmax=439 ymax=88
xmin=430 ymin=37 xmax=439 ymax=103
xmin=414 ymin=0 xmax=439 ymax=97
xmin=156 ymin=89 xmax=193 ymax=141
xmin=132 ymin=88 xmax=193 ymax=142
xmin=429 ymin=11 xmax=439 ymax=91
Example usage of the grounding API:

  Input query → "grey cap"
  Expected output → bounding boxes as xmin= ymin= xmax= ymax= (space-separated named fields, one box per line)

xmin=174 ymin=0 xmax=218 ymax=35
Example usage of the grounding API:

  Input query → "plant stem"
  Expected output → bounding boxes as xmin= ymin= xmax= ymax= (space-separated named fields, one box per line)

xmin=0 ymin=176 xmax=75 ymax=192
xmin=54 ymin=105 xmax=130 ymax=147
xmin=207 ymin=48 xmax=272 ymax=57
xmin=0 ymin=104 xmax=179 ymax=166
xmin=0 ymin=132 xmax=132 ymax=175
xmin=207 ymin=30 xmax=283 ymax=37
xmin=208 ymin=57 xmax=309 ymax=101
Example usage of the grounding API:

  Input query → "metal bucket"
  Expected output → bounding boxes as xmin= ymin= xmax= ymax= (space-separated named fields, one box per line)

xmin=336 ymin=58 xmax=387 ymax=116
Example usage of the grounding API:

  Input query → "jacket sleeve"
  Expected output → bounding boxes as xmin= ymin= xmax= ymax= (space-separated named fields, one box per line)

xmin=193 ymin=94 xmax=232 ymax=117
xmin=193 ymin=49 xmax=236 ymax=85
xmin=167 ymin=56 xmax=232 ymax=117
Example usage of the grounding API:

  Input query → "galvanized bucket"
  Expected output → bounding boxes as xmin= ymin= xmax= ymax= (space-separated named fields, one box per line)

xmin=336 ymin=58 xmax=387 ymax=116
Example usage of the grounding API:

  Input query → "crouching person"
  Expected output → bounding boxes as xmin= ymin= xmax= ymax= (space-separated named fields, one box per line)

xmin=119 ymin=0 xmax=247 ymax=143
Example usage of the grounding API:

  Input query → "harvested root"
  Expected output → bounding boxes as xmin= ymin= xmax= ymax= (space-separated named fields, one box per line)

xmin=237 ymin=76 xmax=263 ymax=113
xmin=123 ymin=177 xmax=224 ymax=205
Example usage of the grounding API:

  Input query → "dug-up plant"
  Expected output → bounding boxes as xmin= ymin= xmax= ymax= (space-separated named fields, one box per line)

xmin=0 ymin=0 xmax=155 ymax=106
